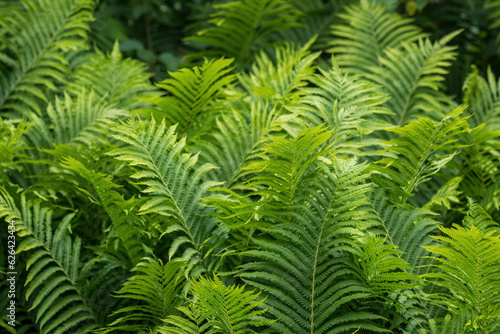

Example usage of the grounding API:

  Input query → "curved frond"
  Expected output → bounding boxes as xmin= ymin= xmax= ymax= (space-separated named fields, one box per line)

xmin=0 ymin=189 xmax=98 ymax=333
xmin=295 ymin=64 xmax=391 ymax=156
xmin=140 ymin=57 xmax=235 ymax=138
xmin=329 ymin=0 xmax=425 ymax=74
xmin=463 ymin=65 xmax=500 ymax=129
xmin=98 ymin=257 xmax=187 ymax=333
xmin=0 ymin=0 xmax=94 ymax=118
xmin=110 ymin=117 xmax=223 ymax=268
xmin=371 ymin=106 xmax=470 ymax=204
xmin=66 ymin=42 xmax=158 ymax=110
xmin=366 ymin=33 xmax=459 ymax=125
xmin=422 ymin=217 xmax=500 ymax=332
xmin=239 ymin=40 xmax=320 ymax=103
xmin=185 ymin=0 xmax=300 ymax=68
xmin=61 ymin=157 xmax=145 ymax=267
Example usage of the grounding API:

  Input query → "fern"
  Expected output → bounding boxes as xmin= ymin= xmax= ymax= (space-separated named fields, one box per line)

xmin=60 ymin=157 xmax=145 ymax=267
xmin=139 ymin=57 xmax=236 ymax=138
xmin=185 ymin=0 xmax=300 ymax=68
xmin=110 ymin=117 xmax=222 ymax=270
xmin=422 ymin=202 xmax=500 ymax=332
xmin=294 ymin=64 xmax=392 ymax=156
xmin=367 ymin=33 xmax=459 ymax=125
xmin=0 ymin=0 xmax=94 ymax=118
xmin=66 ymin=42 xmax=158 ymax=110
xmin=0 ymin=189 xmax=98 ymax=333
xmin=239 ymin=40 xmax=319 ymax=103
xmin=209 ymin=127 xmax=396 ymax=333
xmin=329 ymin=0 xmax=425 ymax=74
xmin=162 ymin=276 xmax=273 ymax=334
xmin=371 ymin=106 xmax=470 ymax=204
xmin=98 ymin=257 xmax=187 ymax=333
xmin=462 ymin=65 xmax=500 ymax=129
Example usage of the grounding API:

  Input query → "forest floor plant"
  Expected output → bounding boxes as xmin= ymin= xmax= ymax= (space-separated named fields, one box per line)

xmin=1 ymin=0 xmax=500 ymax=333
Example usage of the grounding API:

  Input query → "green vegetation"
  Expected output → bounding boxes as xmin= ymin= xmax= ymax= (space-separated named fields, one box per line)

xmin=1 ymin=0 xmax=500 ymax=333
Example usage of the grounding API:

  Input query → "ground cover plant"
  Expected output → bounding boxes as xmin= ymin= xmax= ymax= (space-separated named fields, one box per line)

xmin=1 ymin=0 xmax=500 ymax=333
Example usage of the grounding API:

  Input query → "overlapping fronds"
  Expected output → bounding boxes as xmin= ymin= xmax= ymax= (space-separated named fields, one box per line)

xmin=422 ymin=203 xmax=500 ymax=332
xmin=0 ymin=189 xmax=97 ymax=333
xmin=455 ymin=125 xmax=500 ymax=210
xmin=110 ymin=117 xmax=222 ymax=268
xmin=367 ymin=191 xmax=439 ymax=275
xmin=140 ymin=57 xmax=235 ymax=138
xmin=0 ymin=118 xmax=31 ymax=173
xmin=0 ymin=0 xmax=95 ymax=118
xmin=295 ymin=65 xmax=391 ymax=156
xmin=366 ymin=34 xmax=459 ymax=125
xmin=463 ymin=66 xmax=500 ymax=129
xmin=98 ymin=257 xmax=187 ymax=333
xmin=371 ymin=106 xmax=470 ymax=204
xmin=239 ymin=40 xmax=319 ymax=103
xmin=61 ymin=157 xmax=144 ymax=267
xmin=198 ymin=99 xmax=290 ymax=187
xmin=329 ymin=0 xmax=425 ymax=74
xmin=186 ymin=0 xmax=300 ymax=67
xmin=162 ymin=276 xmax=273 ymax=333
xmin=352 ymin=233 xmax=420 ymax=293
xmin=66 ymin=42 xmax=158 ymax=110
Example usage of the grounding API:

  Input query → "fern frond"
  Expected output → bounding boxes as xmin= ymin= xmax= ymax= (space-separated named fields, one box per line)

xmin=140 ymin=57 xmax=235 ymax=138
xmin=463 ymin=198 xmax=500 ymax=235
xmin=366 ymin=33 xmax=459 ymax=125
xmin=98 ymin=257 xmax=187 ymax=333
xmin=456 ymin=124 xmax=500 ymax=210
xmin=367 ymin=191 xmax=439 ymax=276
xmin=295 ymin=64 xmax=392 ymax=156
xmin=0 ymin=0 xmax=95 ymax=118
xmin=371 ymin=106 xmax=470 ymax=204
xmin=66 ymin=42 xmax=158 ymax=110
xmin=185 ymin=0 xmax=300 ymax=68
xmin=198 ymin=99 xmax=290 ymax=187
xmin=110 ymin=117 xmax=222 ymax=268
xmin=207 ymin=127 xmax=391 ymax=332
xmin=0 ymin=189 xmax=98 ymax=333
xmin=329 ymin=0 xmax=425 ymax=74
xmin=422 ymin=204 xmax=500 ymax=332
xmin=60 ymin=157 xmax=144 ymax=267
xmin=0 ymin=118 xmax=32 ymax=173
xmin=239 ymin=40 xmax=319 ymax=103
xmin=463 ymin=65 xmax=500 ymax=129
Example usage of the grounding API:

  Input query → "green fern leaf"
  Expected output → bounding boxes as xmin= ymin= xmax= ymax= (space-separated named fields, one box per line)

xmin=463 ymin=65 xmax=500 ymax=129
xmin=329 ymin=0 xmax=425 ymax=74
xmin=139 ymin=57 xmax=235 ymax=137
xmin=422 ymin=202 xmax=500 ymax=332
xmin=60 ymin=157 xmax=145 ymax=267
xmin=161 ymin=275 xmax=273 ymax=334
xmin=110 ymin=117 xmax=222 ymax=269
xmin=371 ymin=106 xmax=470 ymax=204
xmin=185 ymin=0 xmax=300 ymax=68
xmin=0 ymin=189 xmax=98 ymax=333
xmin=98 ymin=257 xmax=187 ymax=333
xmin=0 ymin=0 xmax=95 ymax=118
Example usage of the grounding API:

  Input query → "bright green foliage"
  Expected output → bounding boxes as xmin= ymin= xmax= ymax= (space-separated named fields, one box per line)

xmin=0 ymin=190 xmax=97 ymax=333
xmin=98 ymin=257 xmax=187 ymax=333
xmin=330 ymin=0 xmax=425 ymax=74
xmin=423 ymin=202 xmax=500 ymax=332
xmin=110 ymin=117 xmax=222 ymax=268
xmin=0 ymin=0 xmax=95 ymax=118
xmin=463 ymin=66 xmax=500 ymax=129
xmin=61 ymin=157 xmax=144 ymax=267
xmin=141 ymin=58 xmax=236 ymax=138
xmin=1 ymin=0 xmax=500 ymax=333
xmin=161 ymin=276 xmax=273 ymax=334
xmin=372 ymin=106 xmax=470 ymax=204
xmin=186 ymin=0 xmax=300 ymax=67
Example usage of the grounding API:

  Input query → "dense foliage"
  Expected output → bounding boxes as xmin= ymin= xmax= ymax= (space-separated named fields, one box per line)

xmin=1 ymin=0 xmax=500 ymax=333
